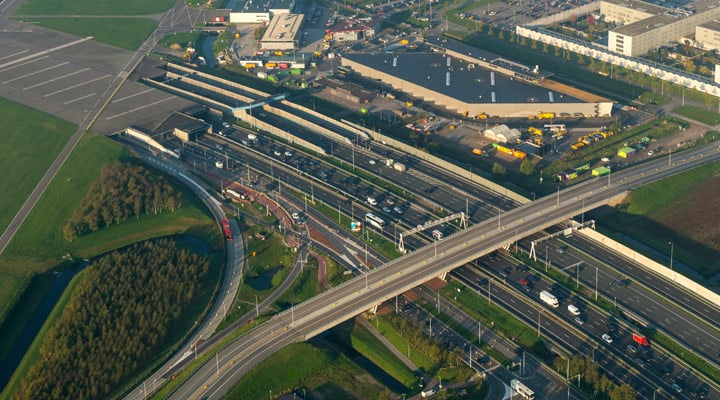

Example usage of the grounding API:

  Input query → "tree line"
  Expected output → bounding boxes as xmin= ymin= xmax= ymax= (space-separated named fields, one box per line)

xmin=556 ymin=354 xmax=636 ymax=400
xmin=63 ymin=162 xmax=183 ymax=241
xmin=14 ymin=238 xmax=210 ymax=400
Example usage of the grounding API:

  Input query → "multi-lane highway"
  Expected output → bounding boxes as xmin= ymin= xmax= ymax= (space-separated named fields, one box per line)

xmin=164 ymin=142 xmax=720 ymax=399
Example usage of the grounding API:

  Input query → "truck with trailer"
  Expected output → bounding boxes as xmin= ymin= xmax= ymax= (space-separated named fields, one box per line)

xmin=539 ymin=290 xmax=559 ymax=308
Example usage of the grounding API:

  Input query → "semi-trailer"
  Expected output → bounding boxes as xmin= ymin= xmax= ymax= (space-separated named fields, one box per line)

xmin=539 ymin=290 xmax=559 ymax=308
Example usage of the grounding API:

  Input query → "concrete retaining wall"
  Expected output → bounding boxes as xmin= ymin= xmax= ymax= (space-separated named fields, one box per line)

xmin=280 ymin=100 xmax=370 ymax=140
xmin=578 ymin=227 xmax=720 ymax=307
xmin=235 ymin=109 xmax=326 ymax=155
xmin=262 ymin=103 xmax=351 ymax=145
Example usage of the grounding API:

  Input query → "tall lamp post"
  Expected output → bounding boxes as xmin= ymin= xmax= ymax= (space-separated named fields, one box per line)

xmin=668 ymin=241 xmax=674 ymax=270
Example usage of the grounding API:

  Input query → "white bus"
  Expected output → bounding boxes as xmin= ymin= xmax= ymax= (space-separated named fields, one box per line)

xmin=511 ymin=379 xmax=535 ymax=399
xmin=365 ymin=212 xmax=386 ymax=229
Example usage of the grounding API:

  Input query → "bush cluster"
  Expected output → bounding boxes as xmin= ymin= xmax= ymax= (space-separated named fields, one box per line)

xmin=63 ymin=162 xmax=182 ymax=241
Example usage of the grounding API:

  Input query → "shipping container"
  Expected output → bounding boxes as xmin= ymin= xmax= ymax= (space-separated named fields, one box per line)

xmin=278 ymin=63 xmax=289 ymax=69
xmin=618 ymin=147 xmax=636 ymax=158
xmin=512 ymin=150 xmax=527 ymax=159
xmin=290 ymin=68 xmax=302 ymax=75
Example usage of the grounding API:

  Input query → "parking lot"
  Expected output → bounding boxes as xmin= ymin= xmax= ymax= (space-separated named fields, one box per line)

xmin=0 ymin=30 xmax=193 ymax=133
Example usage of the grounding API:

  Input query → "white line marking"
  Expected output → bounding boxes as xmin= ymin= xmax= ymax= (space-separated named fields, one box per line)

xmin=112 ymin=88 xmax=154 ymax=103
xmin=64 ymin=92 xmax=97 ymax=105
xmin=23 ymin=67 xmax=90 ymax=90
xmin=3 ymin=62 xmax=70 ymax=84
xmin=105 ymin=96 xmax=175 ymax=120
xmin=44 ymin=74 xmax=110 ymax=97
xmin=0 ymin=49 xmax=29 ymax=61
xmin=0 ymin=55 xmax=50 ymax=74
xmin=0 ymin=36 xmax=93 ymax=69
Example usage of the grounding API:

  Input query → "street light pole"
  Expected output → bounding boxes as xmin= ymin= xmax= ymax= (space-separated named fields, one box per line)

xmin=595 ymin=266 xmax=598 ymax=300
xmin=668 ymin=241 xmax=674 ymax=270
xmin=537 ymin=309 xmax=542 ymax=337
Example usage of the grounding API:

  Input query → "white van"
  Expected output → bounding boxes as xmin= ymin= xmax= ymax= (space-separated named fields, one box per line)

xmin=568 ymin=304 xmax=581 ymax=316
xmin=367 ymin=197 xmax=377 ymax=206
xmin=432 ymin=229 xmax=443 ymax=240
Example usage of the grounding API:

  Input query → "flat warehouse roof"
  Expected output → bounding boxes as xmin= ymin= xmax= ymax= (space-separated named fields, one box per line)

xmin=344 ymin=53 xmax=583 ymax=104
xmin=261 ymin=13 xmax=304 ymax=44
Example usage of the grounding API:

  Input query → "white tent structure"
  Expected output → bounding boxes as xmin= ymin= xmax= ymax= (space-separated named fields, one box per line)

xmin=483 ymin=124 xmax=521 ymax=143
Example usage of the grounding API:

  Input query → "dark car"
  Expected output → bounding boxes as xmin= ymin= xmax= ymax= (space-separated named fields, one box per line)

xmin=515 ymin=264 xmax=528 ymax=272
xmin=500 ymin=267 xmax=512 ymax=278
xmin=476 ymin=355 xmax=491 ymax=365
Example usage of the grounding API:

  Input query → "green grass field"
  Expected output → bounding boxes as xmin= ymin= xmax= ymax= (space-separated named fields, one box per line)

xmin=596 ymin=160 xmax=720 ymax=277
xmin=0 ymin=99 xmax=75 ymax=237
xmin=674 ymin=105 xmax=720 ymax=126
xmin=157 ymin=31 xmax=204 ymax=49
xmin=0 ymin=99 xmax=75 ymax=332
xmin=16 ymin=17 xmax=157 ymax=51
xmin=14 ymin=0 xmax=176 ymax=15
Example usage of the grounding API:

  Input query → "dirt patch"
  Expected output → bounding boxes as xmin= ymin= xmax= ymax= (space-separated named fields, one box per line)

xmin=375 ymin=303 xmax=395 ymax=315
xmin=307 ymin=224 xmax=340 ymax=254
xmin=403 ymin=289 xmax=420 ymax=302
xmin=424 ymin=278 xmax=448 ymax=292
xmin=650 ymin=173 xmax=720 ymax=251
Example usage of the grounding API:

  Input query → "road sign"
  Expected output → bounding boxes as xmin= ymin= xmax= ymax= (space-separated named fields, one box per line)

xmin=350 ymin=221 xmax=362 ymax=232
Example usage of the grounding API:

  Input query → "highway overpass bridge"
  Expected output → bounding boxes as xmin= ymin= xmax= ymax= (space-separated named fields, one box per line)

xmin=159 ymin=144 xmax=719 ymax=399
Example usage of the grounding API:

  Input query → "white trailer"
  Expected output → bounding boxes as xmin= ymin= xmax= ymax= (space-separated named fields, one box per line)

xmin=539 ymin=290 xmax=559 ymax=308
xmin=511 ymin=379 xmax=535 ymax=399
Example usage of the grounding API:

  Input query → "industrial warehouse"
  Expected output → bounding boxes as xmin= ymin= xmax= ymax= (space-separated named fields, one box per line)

xmin=341 ymin=36 xmax=614 ymax=118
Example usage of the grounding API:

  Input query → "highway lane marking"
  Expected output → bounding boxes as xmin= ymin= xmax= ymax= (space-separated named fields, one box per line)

xmin=112 ymin=88 xmax=154 ymax=103
xmin=43 ymin=73 xmax=111 ymax=97
xmin=0 ymin=55 xmax=50 ymax=74
xmin=105 ymin=96 xmax=175 ymax=121
xmin=3 ymin=61 xmax=70 ymax=84
xmin=64 ymin=92 xmax=97 ymax=105
xmin=0 ymin=49 xmax=29 ymax=61
xmin=23 ymin=67 xmax=90 ymax=90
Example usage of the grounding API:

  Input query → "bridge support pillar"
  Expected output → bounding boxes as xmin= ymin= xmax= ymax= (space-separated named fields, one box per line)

xmin=369 ymin=304 xmax=379 ymax=314
xmin=438 ymin=271 xmax=448 ymax=281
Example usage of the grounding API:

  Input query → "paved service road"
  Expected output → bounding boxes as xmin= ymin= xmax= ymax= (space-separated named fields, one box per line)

xmin=166 ymin=143 xmax=720 ymax=399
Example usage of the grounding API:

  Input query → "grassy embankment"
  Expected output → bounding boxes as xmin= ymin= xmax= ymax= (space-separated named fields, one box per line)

xmin=674 ymin=105 xmax=720 ymax=126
